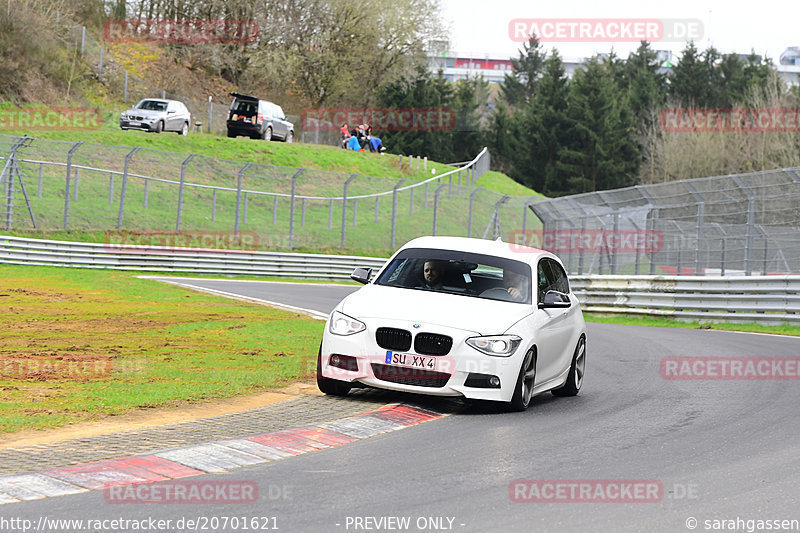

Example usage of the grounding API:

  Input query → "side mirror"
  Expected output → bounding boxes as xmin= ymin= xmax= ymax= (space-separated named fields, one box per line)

xmin=538 ymin=290 xmax=571 ymax=309
xmin=350 ymin=267 xmax=373 ymax=285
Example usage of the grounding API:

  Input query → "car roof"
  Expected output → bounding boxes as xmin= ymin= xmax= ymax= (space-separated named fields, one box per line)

xmin=397 ymin=236 xmax=552 ymax=265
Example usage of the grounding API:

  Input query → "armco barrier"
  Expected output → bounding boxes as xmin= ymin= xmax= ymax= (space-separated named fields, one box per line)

xmin=570 ymin=275 xmax=800 ymax=324
xmin=0 ymin=235 xmax=386 ymax=280
xmin=3 ymin=236 xmax=799 ymax=324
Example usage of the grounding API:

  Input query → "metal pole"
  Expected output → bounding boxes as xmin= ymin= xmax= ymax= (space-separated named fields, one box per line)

xmin=234 ymin=162 xmax=252 ymax=238
xmin=467 ymin=188 xmax=483 ymax=238
xmin=328 ymin=199 xmax=333 ymax=229
xmin=108 ymin=173 xmax=114 ymax=205
xmin=212 ymin=189 xmax=217 ymax=221
xmin=432 ymin=184 xmax=447 ymax=236
xmin=340 ymin=174 xmax=357 ymax=247
xmin=288 ymin=168 xmax=304 ymax=249
xmin=391 ymin=180 xmax=405 ymax=249
xmin=301 ymin=198 xmax=306 ymax=227
xmin=116 ymin=146 xmax=141 ymax=229
xmin=64 ymin=141 xmax=83 ymax=229
xmin=175 ymin=154 xmax=195 ymax=230
xmin=73 ymin=168 xmax=79 ymax=202
xmin=143 ymin=179 xmax=148 ymax=209
xmin=98 ymin=47 xmax=103 ymax=81
xmin=80 ymin=26 xmax=85 ymax=55
xmin=272 ymin=196 xmax=277 ymax=225
xmin=38 ymin=164 xmax=43 ymax=199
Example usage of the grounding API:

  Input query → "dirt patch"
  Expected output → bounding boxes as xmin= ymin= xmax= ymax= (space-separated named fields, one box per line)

xmin=0 ymin=380 xmax=322 ymax=449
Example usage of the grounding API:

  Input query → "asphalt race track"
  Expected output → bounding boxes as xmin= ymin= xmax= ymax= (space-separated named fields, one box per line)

xmin=6 ymin=278 xmax=800 ymax=533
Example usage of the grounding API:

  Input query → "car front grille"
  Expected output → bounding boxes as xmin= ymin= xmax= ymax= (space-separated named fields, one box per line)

xmin=375 ymin=327 xmax=412 ymax=352
xmin=370 ymin=363 xmax=450 ymax=388
xmin=414 ymin=333 xmax=453 ymax=355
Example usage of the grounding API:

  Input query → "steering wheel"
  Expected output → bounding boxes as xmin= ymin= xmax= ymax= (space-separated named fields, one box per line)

xmin=479 ymin=287 xmax=515 ymax=302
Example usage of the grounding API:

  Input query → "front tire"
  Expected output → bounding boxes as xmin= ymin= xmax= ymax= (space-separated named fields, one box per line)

xmin=316 ymin=346 xmax=351 ymax=397
xmin=508 ymin=348 xmax=536 ymax=411
xmin=285 ymin=130 xmax=294 ymax=143
xmin=552 ymin=336 xmax=585 ymax=397
xmin=154 ymin=120 xmax=163 ymax=133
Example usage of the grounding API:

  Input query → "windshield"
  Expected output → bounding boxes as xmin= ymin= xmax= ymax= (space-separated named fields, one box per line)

xmin=136 ymin=100 xmax=167 ymax=111
xmin=374 ymin=247 xmax=532 ymax=304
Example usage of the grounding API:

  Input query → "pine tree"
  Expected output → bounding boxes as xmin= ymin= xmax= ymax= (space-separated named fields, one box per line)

xmin=501 ymin=35 xmax=546 ymax=108
xmin=668 ymin=42 xmax=709 ymax=107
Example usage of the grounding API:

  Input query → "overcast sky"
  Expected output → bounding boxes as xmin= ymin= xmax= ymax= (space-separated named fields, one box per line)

xmin=439 ymin=0 xmax=797 ymax=63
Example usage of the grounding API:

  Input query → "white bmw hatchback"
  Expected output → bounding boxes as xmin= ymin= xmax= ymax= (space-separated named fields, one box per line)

xmin=318 ymin=236 xmax=586 ymax=411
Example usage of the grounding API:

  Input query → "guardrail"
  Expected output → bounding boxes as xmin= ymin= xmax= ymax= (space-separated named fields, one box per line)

xmin=0 ymin=235 xmax=386 ymax=280
xmin=3 ymin=235 xmax=799 ymax=324
xmin=571 ymin=275 xmax=800 ymax=325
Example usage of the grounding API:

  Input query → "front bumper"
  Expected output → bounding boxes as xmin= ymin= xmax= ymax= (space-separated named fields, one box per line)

xmin=120 ymin=119 xmax=158 ymax=131
xmin=320 ymin=319 xmax=522 ymax=402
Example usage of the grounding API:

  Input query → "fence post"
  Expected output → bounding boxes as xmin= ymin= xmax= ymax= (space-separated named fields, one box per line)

xmin=301 ymin=198 xmax=306 ymax=227
xmin=108 ymin=173 xmax=114 ymax=205
xmin=73 ymin=168 xmax=79 ymax=202
xmin=340 ymin=174 xmax=357 ymax=247
xmin=80 ymin=26 xmax=85 ymax=55
xmin=424 ymin=156 xmax=427 ymax=172
xmin=432 ymin=183 xmax=447 ymax=236
xmin=288 ymin=168 xmax=304 ymax=249
xmin=212 ymin=190 xmax=217 ymax=221
xmin=98 ymin=47 xmax=103 ymax=81
xmin=391 ymin=180 xmax=405 ymax=249
xmin=143 ymin=179 xmax=148 ymax=209
xmin=124 ymin=70 xmax=128 ymax=100
xmin=328 ymin=199 xmax=333 ymax=229
xmin=37 ymin=164 xmax=43 ymax=199
xmin=467 ymin=187 xmax=483 ymax=238
xmin=272 ymin=196 xmax=277 ymax=225
xmin=732 ymin=176 xmax=756 ymax=275
xmin=234 ymin=162 xmax=253 ymax=238
xmin=117 ymin=146 xmax=141 ymax=230
xmin=64 ymin=141 xmax=83 ymax=229
xmin=175 ymin=154 xmax=195 ymax=231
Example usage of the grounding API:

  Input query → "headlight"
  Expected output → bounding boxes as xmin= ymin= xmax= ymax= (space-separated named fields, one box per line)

xmin=329 ymin=310 xmax=366 ymax=336
xmin=466 ymin=335 xmax=522 ymax=357
xmin=120 ymin=114 xmax=127 ymax=120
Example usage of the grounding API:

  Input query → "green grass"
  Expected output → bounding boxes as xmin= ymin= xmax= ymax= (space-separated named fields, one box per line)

xmin=584 ymin=312 xmax=800 ymax=336
xmin=0 ymin=264 xmax=324 ymax=433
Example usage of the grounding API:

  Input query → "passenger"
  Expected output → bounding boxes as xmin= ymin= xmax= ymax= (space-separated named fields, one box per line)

xmin=504 ymin=269 xmax=529 ymax=301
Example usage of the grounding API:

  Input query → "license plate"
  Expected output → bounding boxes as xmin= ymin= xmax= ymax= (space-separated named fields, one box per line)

xmin=385 ymin=351 xmax=437 ymax=370
xmin=128 ymin=121 xmax=140 ymax=126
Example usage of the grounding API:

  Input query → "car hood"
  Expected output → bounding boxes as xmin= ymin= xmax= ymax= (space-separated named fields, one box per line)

xmin=338 ymin=284 xmax=533 ymax=336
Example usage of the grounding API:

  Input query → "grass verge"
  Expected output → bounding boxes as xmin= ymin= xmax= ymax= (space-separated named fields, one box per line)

xmin=0 ymin=264 xmax=324 ymax=434
xmin=584 ymin=312 xmax=800 ymax=337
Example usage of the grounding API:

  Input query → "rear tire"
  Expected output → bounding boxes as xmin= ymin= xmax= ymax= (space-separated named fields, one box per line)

xmin=178 ymin=122 xmax=188 ymax=136
xmin=552 ymin=336 xmax=585 ymax=397
xmin=508 ymin=348 xmax=536 ymax=412
xmin=316 ymin=346 xmax=351 ymax=397
xmin=262 ymin=126 xmax=272 ymax=141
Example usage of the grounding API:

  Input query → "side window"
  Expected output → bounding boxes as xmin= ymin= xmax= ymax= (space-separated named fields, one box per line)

xmin=546 ymin=259 xmax=570 ymax=294
xmin=275 ymin=105 xmax=285 ymax=119
xmin=537 ymin=260 xmax=554 ymax=303
xmin=167 ymin=102 xmax=176 ymax=112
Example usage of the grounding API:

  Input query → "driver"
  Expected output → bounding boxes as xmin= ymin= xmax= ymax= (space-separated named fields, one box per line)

xmin=504 ymin=269 xmax=529 ymax=301
xmin=420 ymin=260 xmax=445 ymax=290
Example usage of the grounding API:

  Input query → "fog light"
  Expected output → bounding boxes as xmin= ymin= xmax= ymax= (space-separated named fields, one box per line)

xmin=329 ymin=354 xmax=358 ymax=371
xmin=330 ymin=355 xmax=341 ymax=366
xmin=464 ymin=373 xmax=501 ymax=389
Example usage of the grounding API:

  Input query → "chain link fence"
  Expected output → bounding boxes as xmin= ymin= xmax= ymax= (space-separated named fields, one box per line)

xmin=528 ymin=169 xmax=800 ymax=275
xmin=0 ymin=134 xmax=522 ymax=252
